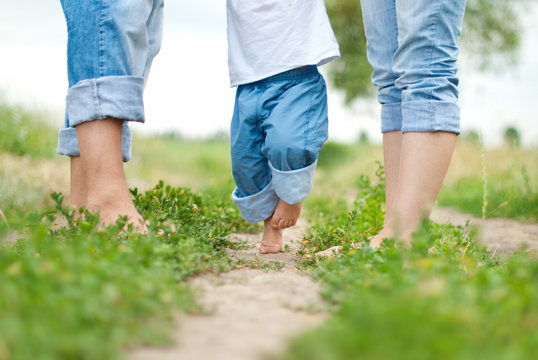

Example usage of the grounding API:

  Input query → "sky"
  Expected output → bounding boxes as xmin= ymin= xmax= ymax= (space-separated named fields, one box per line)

xmin=0 ymin=0 xmax=537 ymax=147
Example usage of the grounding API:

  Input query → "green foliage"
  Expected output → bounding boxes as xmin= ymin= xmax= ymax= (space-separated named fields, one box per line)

xmin=463 ymin=0 xmax=526 ymax=68
xmin=325 ymin=0 xmax=372 ymax=103
xmin=299 ymin=164 xmax=386 ymax=259
xmin=503 ymin=126 xmax=522 ymax=149
xmin=0 ymin=103 xmax=56 ymax=158
xmin=325 ymin=0 xmax=527 ymax=104
xmin=438 ymin=165 xmax=538 ymax=222
xmin=285 ymin=169 xmax=538 ymax=360
xmin=461 ymin=129 xmax=481 ymax=146
xmin=0 ymin=182 xmax=249 ymax=360
xmin=316 ymin=142 xmax=357 ymax=169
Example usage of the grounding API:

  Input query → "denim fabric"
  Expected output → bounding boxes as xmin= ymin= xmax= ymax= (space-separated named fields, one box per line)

xmin=57 ymin=0 xmax=164 ymax=161
xmin=232 ymin=182 xmax=280 ymax=224
xmin=231 ymin=66 xmax=328 ymax=223
xmin=361 ymin=0 xmax=467 ymax=134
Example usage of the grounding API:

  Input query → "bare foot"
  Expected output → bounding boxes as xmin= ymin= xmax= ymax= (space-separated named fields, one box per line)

xmin=315 ymin=242 xmax=362 ymax=257
xmin=260 ymin=217 xmax=283 ymax=254
xmin=369 ymin=229 xmax=412 ymax=249
xmin=368 ymin=233 xmax=385 ymax=249
xmin=87 ymin=196 xmax=146 ymax=232
xmin=271 ymin=199 xmax=302 ymax=230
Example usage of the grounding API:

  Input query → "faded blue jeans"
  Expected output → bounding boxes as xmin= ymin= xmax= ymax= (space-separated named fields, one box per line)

xmin=361 ymin=0 xmax=467 ymax=134
xmin=231 ymin=66 xmax=329 ymax=223
xmin=57 ymin=0 xmax=164 ymax=161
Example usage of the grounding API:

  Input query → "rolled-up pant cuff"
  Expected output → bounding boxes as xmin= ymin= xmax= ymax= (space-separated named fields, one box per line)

xmin=380 ymin=103 xmax=403 ymax=133
xmin=57 ymin=122 xmax=133 ymax=162
xmin=66 ymin=76 xmax=146 ymax=127
xmin=269 ymin=160 xmax=317 ymax=205
xmin=401 ymin=100 xmax=460 ymax=134
xmin=232 ymin=181 xmax=279 ymax=223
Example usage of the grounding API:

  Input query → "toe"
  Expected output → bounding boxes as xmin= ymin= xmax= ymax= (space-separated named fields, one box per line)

xmin=316 ymin=245 xmax=342 ymax=257
xmin=369 ymin=237 xmax=383 ymax=249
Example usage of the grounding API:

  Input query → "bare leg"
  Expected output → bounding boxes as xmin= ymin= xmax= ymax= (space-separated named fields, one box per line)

xmin=370 ymin=131 xmax=456 ymax=247
xmin=382 ymin=131 xmax=403 ymax=224
xmin=70 ymin=156 xmax=87 ymax=208
xmin=260 ymin=217 xmax=283 ymax=254
xmin=76 ymin=117 xmax=143 ymax=227
xmin=271 ymin=199 xmax=302 ymax=230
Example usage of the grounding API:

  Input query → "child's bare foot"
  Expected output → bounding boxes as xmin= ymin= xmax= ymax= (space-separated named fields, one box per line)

xmin=271 ymin=199 xmax=302 ymax=230
xmin=260 ymin=217 xmax=283 ymax=254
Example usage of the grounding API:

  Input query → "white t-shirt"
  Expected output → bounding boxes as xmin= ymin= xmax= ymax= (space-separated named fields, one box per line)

xmin=226 ymin=0 xmax=340 ymax=87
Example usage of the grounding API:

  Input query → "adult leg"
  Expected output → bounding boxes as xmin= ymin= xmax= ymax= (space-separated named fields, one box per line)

xmin=77 ymin=118 xmax=142 ymax=225
xmin=360 ymin=0 xmax=402 ymax=227
xmin=371 ymin=0 xmax=467 ymax=246
xmin=57 ymin=0 xmax=164 ymax=226
xmin=382 ymin=130 xmax=402 ymax=223
xmin=70 ymin=156 xmax=86 ymax=208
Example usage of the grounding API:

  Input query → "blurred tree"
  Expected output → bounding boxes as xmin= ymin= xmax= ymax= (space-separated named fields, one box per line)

xmin=462 ymin=129 xmax=481 ymax=146
xmin=326 ymin=0 xmax=528 ymax=104
xmin=503 ymin=126 xmax=521 ymax=149
xmin=358 ymin=130 xmax=370 ymax=144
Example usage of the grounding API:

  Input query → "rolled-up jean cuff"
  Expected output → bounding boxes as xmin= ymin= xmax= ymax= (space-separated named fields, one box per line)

xmin=380 ymin=103 xmax=403 ymax=133
xmin=401 ymin=100 xmax=460 ymax=134
xmin=57 ymin=122 xmax=133 ymax=162
xmin=269 ymin=159 xmax=317 ymax=205
xmin=66 ymin=76 xmax=146 ymax=128
xmin=232 ymin=182 xmax=279 ymax=223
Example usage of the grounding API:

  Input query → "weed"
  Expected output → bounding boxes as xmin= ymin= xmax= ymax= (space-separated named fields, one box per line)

xmin=284 ymin=167 xmax=538 ymax=360
xmin=0 ymin=182 xmax=249 ymax=360
xmin=0 ymin=103 xmax=56 ymax=158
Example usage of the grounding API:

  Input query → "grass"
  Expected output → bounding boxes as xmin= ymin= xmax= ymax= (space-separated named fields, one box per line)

xmin=438 ymin=142 xmax=538 ymax=221
xmin=0 ymin=103 xmax=56 ymax=158
xmin=1 ymin=101 xmax=537 ymax=359
xmin=0 ymin=182 xmax=255 ymax=360
xmin=284 ymin=166 xmax=538 ymax=360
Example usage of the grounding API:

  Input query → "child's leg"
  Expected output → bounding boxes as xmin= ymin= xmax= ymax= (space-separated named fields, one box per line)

xmin=261 ymin=67 xmax=329 ymax=230
xmin=230 ymin=86 xmax=281 ymax=253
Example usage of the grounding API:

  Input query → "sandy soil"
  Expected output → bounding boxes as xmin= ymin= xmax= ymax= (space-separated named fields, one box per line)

xmin=127 ymin=209 xmax=538 ymax=360
xmin=129 ymin=221 xmax=328 ymax=360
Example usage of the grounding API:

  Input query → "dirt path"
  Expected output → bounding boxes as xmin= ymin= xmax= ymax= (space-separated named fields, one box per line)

xmin=129 ymin=221 xmax=327 ymax=360
xmin=431 ymin=207 xmax=538 ymax=257
xmin=84 ymin=208 xmax=538 ymax=360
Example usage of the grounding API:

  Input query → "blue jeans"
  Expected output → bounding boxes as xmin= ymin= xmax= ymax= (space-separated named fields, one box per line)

xmin=361 ymin=0 xmax=467 ymax=134
xmin=57 ymin=0 xmax=164 ymax=161
xmin=231 ymin=66 xmax=328 ymax=223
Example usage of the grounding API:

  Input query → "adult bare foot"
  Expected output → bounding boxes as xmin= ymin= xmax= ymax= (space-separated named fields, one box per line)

xmin=76 ymin=117 xmax=146 ymax=232
xmin=315 ymin=242 xmax=363 ymax=257
xmin=260 ymin=217 xmax=283 ymax=254
xmin=271 ymin=199 xmax=302 ymax=230
xmin=369 ymin=228 xmax=412 ymax=249
xmin=87 ymin=196 xmax=146 ymax=231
